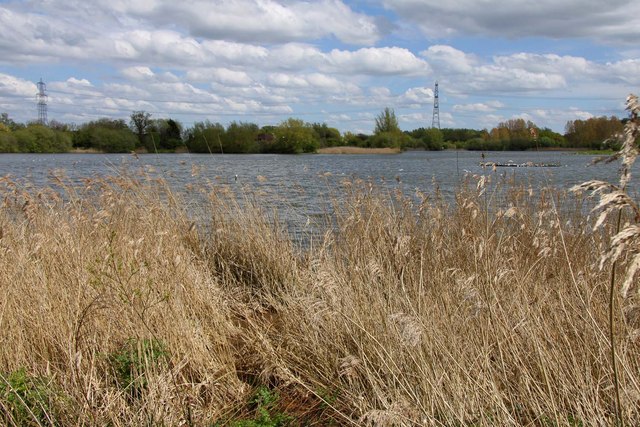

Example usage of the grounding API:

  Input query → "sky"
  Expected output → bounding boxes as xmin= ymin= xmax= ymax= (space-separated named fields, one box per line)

xmin=1 ymin=0 xmax=639 ymax=135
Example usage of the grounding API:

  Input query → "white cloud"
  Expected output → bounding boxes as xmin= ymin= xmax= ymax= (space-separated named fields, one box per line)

xmin=477 ymin=113 xmax=505 ymax=128
xmin=453 ymin=101 xmax=504 ymax=112
xmin=124 ymin=0 xmax=382 ymax=45
xmin=401 ymin=86 xmax=434 ymax=105
xmin=187 ymin=68 xmax=253 ymax=86
xmin=566 ymin=108 xmax=594 ymax=121
xmin=268 ymin=44 xmax=326 ymax=70
xmin=603 ymin=59 xmax=640 ymax=85
xmin=121 ymin=66 xmax=156 ymax=81
xmin=399 ymin=112 xmax=429 ymax=124
xmin=0 ymin=7 xmax=89 ymax=62
xmin=0 ymin=1 xmax=635 ymax=132
xmin=493 ymin=53 xmax=590 ymax=75
xmin=328 ymin=47 xmax=429 ymax=75
xmin=306 ymin=73 xmax=355 ymax=92
xmin=267 ymin=73 xmax=309 ymax=88
xmin=0 ymin=73 xmax=36 ymax=97
xmin=369 ymin=87 xmax=392 ymax=98
xmin=383 ymin=0 xmax=640 ymax=44
xmin=423 ymin=45 xmax=567 ymax=93
xmin=56 ymin=0 xmax=381 ymax=46
xmin=66 ymin=77 xmax=93 ymax=87
xmin=422 ymin=45 xmax=476 ymax=73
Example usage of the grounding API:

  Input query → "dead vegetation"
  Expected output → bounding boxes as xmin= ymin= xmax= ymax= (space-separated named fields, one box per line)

xmin=1 ymin=98 xmax=640 ymax=425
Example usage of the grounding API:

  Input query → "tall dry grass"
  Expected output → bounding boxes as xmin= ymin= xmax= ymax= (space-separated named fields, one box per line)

xmin=0 ymin=157 xmax=639 ymax=425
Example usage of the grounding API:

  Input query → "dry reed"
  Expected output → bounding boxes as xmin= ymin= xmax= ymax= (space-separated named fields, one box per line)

xmin=0 ymin=153 xmax=639 ymax=425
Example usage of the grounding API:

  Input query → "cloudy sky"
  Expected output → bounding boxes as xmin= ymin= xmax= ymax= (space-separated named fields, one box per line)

xmin=1 ymin=0 xmax=639 ymax=134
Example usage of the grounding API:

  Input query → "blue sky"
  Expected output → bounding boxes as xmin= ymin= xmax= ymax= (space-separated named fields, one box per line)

xmin=1 ymin=0 xmax=639 ymax=134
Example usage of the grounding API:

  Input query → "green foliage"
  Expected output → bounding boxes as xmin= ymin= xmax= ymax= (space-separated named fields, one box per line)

xmin=409 ymin=127 xmax=445 ymax=150
xmin=0 ymin=109 xmax=617 ymax=154
xmin=269 ymin=118 xmax=318 ymax=153
xmin=148 ymin=118 xmax=184 ymax=151
xmin=374 ymin=107 xmax=400 ymax=134
xmin=463 ymin=119 xmax=567 ymax=151
xmin=312 ymin=123 xmax=342 ymax=147
xmin=464 ymin=137 xmax=504 ymax=151
xmin=185 ymin=121 xmax=225 ymax=153
xmin=225 ymin=386 xmax=293 ymax=427
xmin=74 ymin=119 xmax=137 ymax=152
xmin=1 ymin=112 xmax=24 ymax=131
xmin=130 ymin=110 xmax=152 ymax=148
xmin=0 ymin=368 xmax=54 ymax=426
xmin=368 ymin=131 xmax=408 ymax=148
xmin=343 ymin=132 xmax=369 ymax=147
xmin=13 ymin=124 xmax=72 ymax=153
xmin=538 ymin=127 xmax=565 ymax=147
xmin=107 ymin=338 xmax=168 ymax=399
xmin=0 ymin=131 xmax=19 ymax=152
xmin=441 ymin=128 xmax=486 ymax=144
xmin=222 ymin=121 xmax=260 ymax=153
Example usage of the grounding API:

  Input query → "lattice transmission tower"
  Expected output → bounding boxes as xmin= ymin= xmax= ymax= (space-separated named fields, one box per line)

xmin=36 ymin=78 xmax=48 ymax=125
xmin=431 ymin=81 xmax=440 ymax=129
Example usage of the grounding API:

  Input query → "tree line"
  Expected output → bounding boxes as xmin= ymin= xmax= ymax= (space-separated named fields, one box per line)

xmin=0 ymin=109 xmax=629 ymax=154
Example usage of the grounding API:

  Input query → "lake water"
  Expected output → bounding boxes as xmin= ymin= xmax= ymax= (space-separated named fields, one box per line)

xmin=1 ymin=150 xmax=636 ymax=239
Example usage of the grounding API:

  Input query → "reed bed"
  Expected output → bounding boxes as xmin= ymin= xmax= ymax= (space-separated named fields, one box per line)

xmin=0 ymin=165 xmax=639 ymax=426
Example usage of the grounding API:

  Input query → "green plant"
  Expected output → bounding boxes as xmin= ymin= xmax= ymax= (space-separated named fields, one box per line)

xmin=0 ymin=368 xmax=54 ymax=426
xmin=108 ymin=338 xmax=168 ymax=399
xmin=227 ymin=386 xmax=292 ymax=427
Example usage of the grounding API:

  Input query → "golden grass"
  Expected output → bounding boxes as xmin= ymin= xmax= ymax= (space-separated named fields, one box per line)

xmin=316 ymin=146 xmax=401 ymax=154
xmin=1 ymin=170 xmax=639 ymax=425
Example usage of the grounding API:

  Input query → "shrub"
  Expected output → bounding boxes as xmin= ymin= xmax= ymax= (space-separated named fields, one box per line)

xmin=0 ymin=132 xmax=19 ymax=152
xmin=13 ymin=125 xmax=71 ymax=152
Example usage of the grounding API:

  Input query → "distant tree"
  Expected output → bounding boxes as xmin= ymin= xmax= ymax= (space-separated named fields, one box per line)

xmin=564 ymin=116 xmax=623 ymax=149
xmin=441 ymin=128 xmax=485 ymax=143
xmin=130 ymin=111 xmax=151 ymax=148
xmin=48 ymin=120 xmax=72 ymax=132
xmin=270 ymin=118 xmax=318 ymax=153
xmin=343 ymin=132 xmax=370 ymax=147
xmin=73 ymin=119 xmax=137 ymax=152
xmin=0 ymin=122 xmax=19 ymax=152
xmin=13 ymin=124 xmax=72 ymax=153
xmin=148 ymin=118 xmax=183 ymax=151
xmin=537 ymin=127 xmax=565 ymax=147
xmin=483 ymin=118 xmax=543 ymax=150
xmin=222 ymin=121 xmax=260 ymax=153
xmin=1 ymin=112 xmax=23 ymax=131
xmin=374 ymin=107 xmax=400 ymax=134
xmin=409 ymin=127 xmax=444 ymax=150
xmin=312 ymin=123 xmax=342 ymax=147
xmin=185 ymin=121 xmax=225 ymax=153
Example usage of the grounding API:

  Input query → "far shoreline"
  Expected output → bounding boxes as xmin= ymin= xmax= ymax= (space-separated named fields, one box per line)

xmin=315 ymin=146 xmax=401 ymax=154
xmin=19 ymin=146 xmax=614 ymax=155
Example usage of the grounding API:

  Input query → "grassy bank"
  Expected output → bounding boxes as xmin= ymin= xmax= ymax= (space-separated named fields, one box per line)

xmin=0 ymin=170 xmax=639 ymax=426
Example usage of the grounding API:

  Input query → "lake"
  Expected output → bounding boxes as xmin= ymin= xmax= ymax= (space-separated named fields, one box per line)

xmin=0 ymin=150 xmax=635 ymax=240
